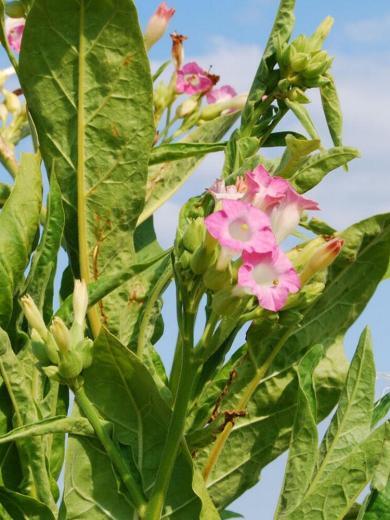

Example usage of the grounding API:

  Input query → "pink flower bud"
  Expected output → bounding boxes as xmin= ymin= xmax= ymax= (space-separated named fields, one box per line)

xmin=5 ymin=17 xmax=25 ymax=53
xmin=144 ymin=2 xmax=175 ymax=50
xmin=300 ymin=237 xmax=344 ymax=285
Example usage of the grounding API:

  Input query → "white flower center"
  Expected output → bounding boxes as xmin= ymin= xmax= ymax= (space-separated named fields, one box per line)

xmin=185 ymin=74 xmax=200 ymax=86
xmin=252 ymin=263 xmax=279 ymax=287
xmin=229 ymin=218 xmax=253 ymax=242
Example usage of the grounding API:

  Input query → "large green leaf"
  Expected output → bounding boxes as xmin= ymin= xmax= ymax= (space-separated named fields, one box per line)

xmin=139 ymin=112 xmax=239 ymax=225
xmin=0 ymin=153 xmax=42 ymax=330
xmin=24 ymin=174 xmax=64 ymax=322
xmin=62 ymin=329 xmax=219 ymax=518
xmin=275 ymin=346 xmax=322 ymax=517
xmin=19 ymin=0 xmax=154 ymax=334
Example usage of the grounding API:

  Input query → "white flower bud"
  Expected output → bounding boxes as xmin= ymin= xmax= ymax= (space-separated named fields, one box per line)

xmin=73 ymin=280 xmax=88 ymax=325
xmin=20 ymin=295 xmax=48 ymax=340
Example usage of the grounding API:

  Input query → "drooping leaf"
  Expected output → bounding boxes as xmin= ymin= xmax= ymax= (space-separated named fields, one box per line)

xmin=19 ymin=0 xmax=155 ymax=335
xmin=62 ymin=329 xmax=219 ymax=518
xmin=139 ymin=112 xmax=239 ymax=225
xmin=289 ymin=146 xmax=359 ymax=193
xmin=150 ymin=141 xmax=226 ymax=165
xmin=261 ymin=131 xmax=307 ymax=147
xmin=0 ymin=416 xmax=94 ymax=444
xmin=320 ymin=73 xmax=343 ymax=147
xmin=372 ymin=393 xmax=390 ymax=427
xmin=0 ymin=487 xmax=54 ymax=520
xmin=0 ymin=153 xmax=42 ymax=330
xmin=24 ymin=173 xmax=64 ymax=322
xmin=275 ymin=346 xmax=322 ymax=517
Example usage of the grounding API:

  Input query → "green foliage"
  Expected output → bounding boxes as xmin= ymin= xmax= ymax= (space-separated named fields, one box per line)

xmin=276 ymin=328 xmax=389 ymax=519
xmin=63 ymin=329 xmax=218 ymax=518
xmin=0 ymin=153 xmax=41 ymax=330
xmin=19 ymin=0 xmax=154 ymax=335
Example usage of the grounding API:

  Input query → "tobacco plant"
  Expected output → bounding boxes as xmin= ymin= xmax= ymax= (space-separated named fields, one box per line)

xmin=0 ymin=0 xmax=388 ymax=519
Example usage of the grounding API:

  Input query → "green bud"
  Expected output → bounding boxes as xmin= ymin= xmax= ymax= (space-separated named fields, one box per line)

xmin=77 ymin=338 xmax=94 ymax=370
xmin=20 ymin=295 xmax=48 ymax=340
xmin=58 ymin=350 xmax=84 ymax=380
xmin=5 ymin=1 xmax=25 ymax=17
xmin=182 ymin=218 xmax=206 ymax=252
xmin=178 ymin=249 xmax=192 ymax=271
xmin=203 ymin=265 xmax=232 ymax=292
xmin=190 ymin=244 xmax=217 ymax=275
xmin=31 ymin=330 xmax=52 ymax=365
xmin=291 ymin=35 xmax=310 ymax=54
xmin=50 ymin=317 xmax=71 ymax=353
xmin=311 ymin=16 xmax=334 ymax=49
xmin=199 ymin=104 xmax=223 ymax=121
xmin=288 ymin=88 xmax=311 ymax=104
xmin=4 ymin=91 xmax=20 ymax=114
xmin=154 ymin=82 xmax=172 ymax=112
xmin=290 ymin=52 xmax=310 ymax=73
xmin=176 ymin=97 xmax=198 ymax=118
xmin=212 ymin=289 xmax=242 ymax=317
xmin=42 ymin=366 xmax=60 ymax=382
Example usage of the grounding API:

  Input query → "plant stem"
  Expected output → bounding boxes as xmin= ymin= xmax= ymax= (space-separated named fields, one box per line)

xmin=202 ymin=327 xmax=293 ymax=481
xmin=144 ymin=311 xmax=197 ymax=520
xmin=74 ymin=385 xmax=147 ymax=516
xmin=77 ymin=1 xmax=101 ymax=338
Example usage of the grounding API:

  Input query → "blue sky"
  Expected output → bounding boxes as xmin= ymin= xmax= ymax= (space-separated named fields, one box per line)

xmin=0 ymin=1 xmax=389 ymax=518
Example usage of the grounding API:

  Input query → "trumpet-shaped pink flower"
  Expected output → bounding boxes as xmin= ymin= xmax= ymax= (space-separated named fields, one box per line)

xmin=238 ymin=248 xmax=300 ymax=311
xmin=5 ymin=17 xmax=25 ymax=53
xmin=206 ymin=85 xmax=237 ymax=104
xmin=270 ymin=187 xmax=319 ymax=243
xmin=144 ymin=2 xmax=175 ymax=50
xmin=176 ymin=62 xmax=214 ymax=95
xmin=245 ymin=165 xmax=290 ymax=211
xmin=205 ymin=200 xmax=275 ymax=253
xmin=208 ymin=177 xmax=246 ymax=201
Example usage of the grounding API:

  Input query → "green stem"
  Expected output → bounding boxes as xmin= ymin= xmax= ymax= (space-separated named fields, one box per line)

xmin=144 ymin=312 xmax=197 ymax=520
xmin=74 ymin=385 xmax=147 ymax=516
xmin=77 ymin=1 xmax=101 ymax=337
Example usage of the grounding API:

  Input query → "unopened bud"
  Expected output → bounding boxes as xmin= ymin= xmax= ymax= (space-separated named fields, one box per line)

xmin=203 ymin=265 xmax=232 ymax=292
xmin=4 ymin=90 xmax=20 ymax=113
xmin=20 ymin=295 xmax=48 ymax=340
xmin=170 ymin=32 xmax=187 ymax=70
xmin=182 ymin=218 xmax=206 ymax=252
xmin=300 ymin=237 xmax=344 ymax=285
xmin=144 ymin=2 xmax=175 ymax=51
xmin=50 ymin=317 xmax=71 ymax=353
xmin=190 ymin=243 xmax=217 ymax=275
xmin=73 ymin=280 xmax=88 ymax=325
xmin=176 ymin=97 xmax=198 ymax=118
xmin=42 ymin=365 xmax=60 ymax=381
xmin=77 ymin=338 xmax=94 ymax=370
xmin=311 ymin=16 xmax=334 ymax=49
xmin=58 ymin=350 xmax=84 ymax=380
xmin=200 ymin=93 xmax=247 ymax=121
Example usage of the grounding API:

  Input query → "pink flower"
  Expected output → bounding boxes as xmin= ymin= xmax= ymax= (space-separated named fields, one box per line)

xmin=208 ymin=178 xmax=246 ymax=201
xmin=144 ymin=2 xmax=175 ymax=50
xmin=206 ymin=85 xmax=237 ymax=104
xmin=176 ymin=62 xmax=214 ymax=95
xmin=5 ymin=17 xmax=25 ymax=53
xmin=245 ymin=165 xmax=290 ymax=211
xmin=270 ymin=186 xmax=319 ymax=243
xmin=205 ymin=200 xmax=275 ymax=254
xmin=238 ymin=248 xmax=300 ymax=311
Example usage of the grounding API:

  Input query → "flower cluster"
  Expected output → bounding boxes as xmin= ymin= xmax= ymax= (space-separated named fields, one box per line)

xmin=205 ymin=166 xmax=319 ymax=312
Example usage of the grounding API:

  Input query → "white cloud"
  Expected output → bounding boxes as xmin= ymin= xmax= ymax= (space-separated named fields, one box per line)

xmin=154 ymin=39 xmax=390 ymax=246
xmin=345 ymin=14 xmax=390 ymax=43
